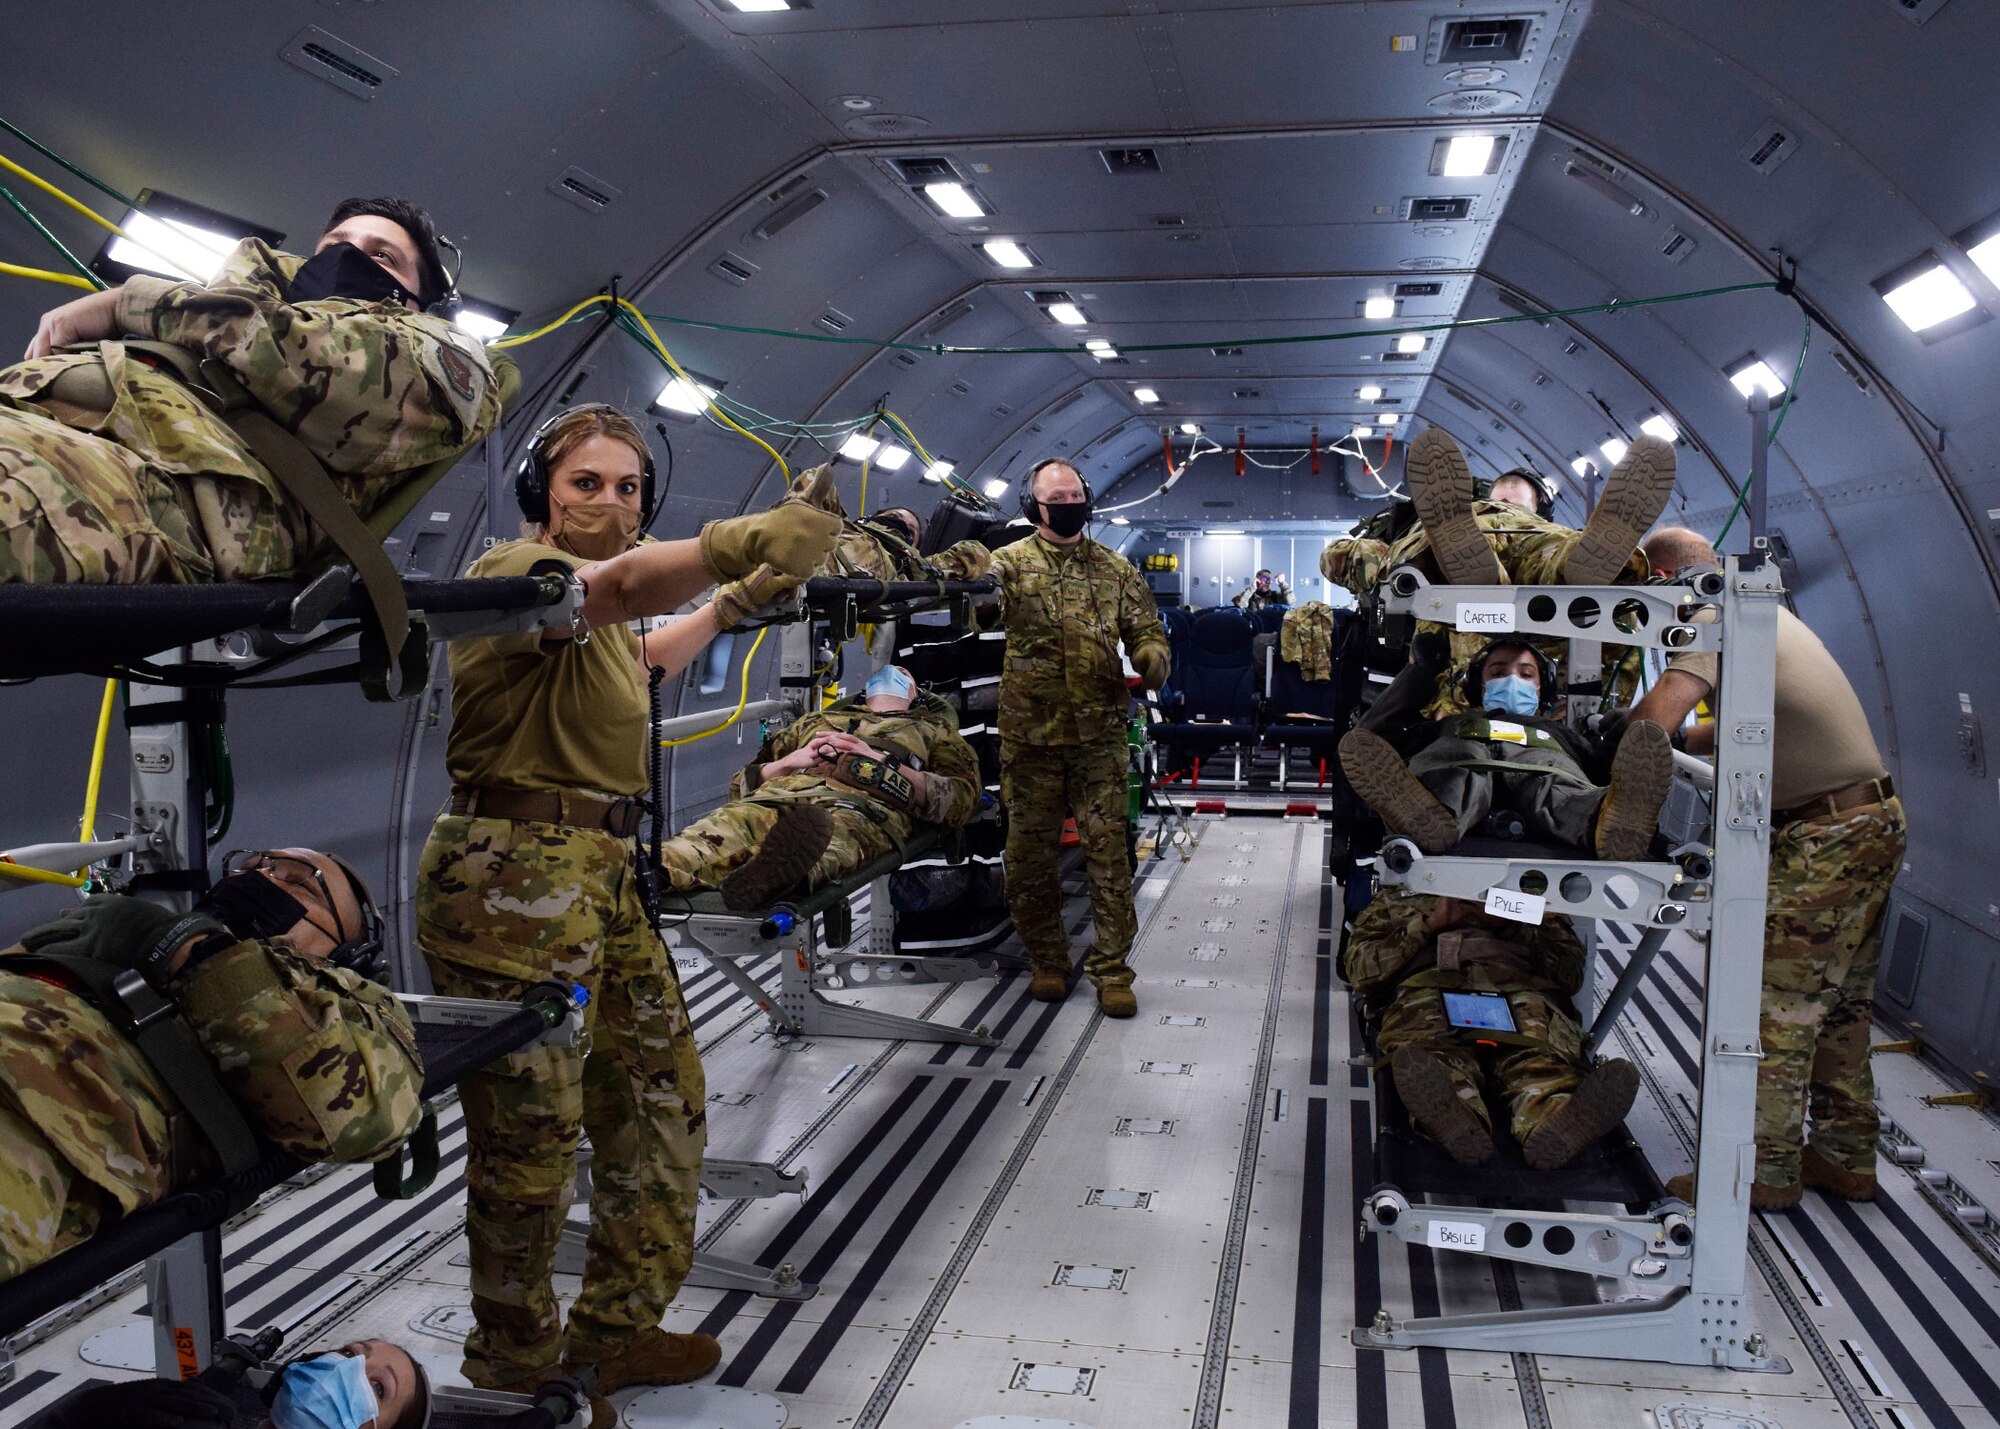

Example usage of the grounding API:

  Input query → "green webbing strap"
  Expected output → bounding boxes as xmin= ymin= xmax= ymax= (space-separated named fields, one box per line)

xmin=371 ymin=1102 xmax=441 ymax=1200
xmin=20 ymin=952 xmax=264 ymax=1203
xmin=1428 ymin=757 xmax=1570 ymax=779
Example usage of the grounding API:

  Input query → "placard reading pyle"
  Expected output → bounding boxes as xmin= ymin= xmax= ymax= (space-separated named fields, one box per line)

xmin=1483 ymin=886 xmax=1546 ymax=925
xmin=1455 ymin=602 xmax=1515 ymax=632
xmin=1426 ymin=1219 xmax=1487 ymax=1252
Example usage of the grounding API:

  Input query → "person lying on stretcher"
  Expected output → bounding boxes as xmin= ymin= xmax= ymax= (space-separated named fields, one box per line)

xmin=1350 ymin=890 xmax=1640 ymax=1169
xmin=659 ymin=665 xmax=982 ymax=910
xmin=764 ymin=462 xmax=995 ymax=587
xmin=1338 ymin=638 xmax=1675 ymax=859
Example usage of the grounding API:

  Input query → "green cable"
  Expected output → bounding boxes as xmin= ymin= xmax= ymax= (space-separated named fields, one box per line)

xmin=635 ymin=278 xmax=1779 ymax=358
xmin=0 ymin=114 xmax=140 ymax=213
xmin=1713 ymin=318 xmax=1811 ymax=546
xmin=0 ymin=179 xmax=104 ymax=288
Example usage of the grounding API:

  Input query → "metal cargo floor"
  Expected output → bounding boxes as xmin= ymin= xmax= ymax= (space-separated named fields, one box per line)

xmin=6 ymin=820 xmax=1998 ymax=1429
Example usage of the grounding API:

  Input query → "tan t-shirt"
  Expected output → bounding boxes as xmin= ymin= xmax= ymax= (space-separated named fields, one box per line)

xmin=1666 ymin=605 xmax=1886 ymax=810
xmin=443 ymin=540 xmax=647 ymax=797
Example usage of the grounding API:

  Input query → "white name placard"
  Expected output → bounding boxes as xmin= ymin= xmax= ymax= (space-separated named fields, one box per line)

xmin=1484 ymin=887 xmax=1546 ymax=925
xmin=1455 ymin=602 xmax=1515 ymax=633
xmin=1426 ymin=1219 xmax=1487 ymax=1252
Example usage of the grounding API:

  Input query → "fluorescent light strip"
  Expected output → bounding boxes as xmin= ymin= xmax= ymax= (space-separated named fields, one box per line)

xmin=1351 ymin=426 xmax=1374 ymax=439
xmin=982 ymin=477 xmax=1010 ymax=498
xmin=1178 ymin=422 xmax=1201 ymax=435
xmin=453 ymin=309 xmax=510 ymax=341
xmin=873 ymin=444 xmax=912 ymax=470
xmin=923 ymin=460 xmax=955 ymax=483
xmin=1396 ymin=334 xmax=1426 ymax=354
xmin=1639 ymin=413 xmax=1678 ymax=442
xmin=1378 ymin=413 xmax=1400 ymax=426
xmin=1442 ymin=134 xmax=1497 ymax=177
xmin=1570 ymin=456 xmax=1596 ymax=478
xmin=1967 ymin=233 xmax=2000 ymax=286
xmin=1728 ymin=359 xmax=1788 ymax=400
xmin=924 ymin=181 xmax=987 ymax=219
xmin=1357 ymin=385 xmax=1383 ymax=402
xmin=982 ymin=239 xmax=1036 ymax=269
xmin=1600 ymin=438 xmax=1629 ymax=464
xmin=1363 ymin=297 xmax=1396 ymax=320
xmin=1880 ymin=263 xmax=1977 ymax=333
xmin=1133 ymin=387 xmax=1159 ymax=403
xmin=654 ymin=376 xmax=718 ymax=415
xmin=1046 ymin=301 xmax=1087 ymax=326
xmin=840 ymin=433 xmax=882 ymax=461
xmin=104 ymin=211 xmax=239 ymax=282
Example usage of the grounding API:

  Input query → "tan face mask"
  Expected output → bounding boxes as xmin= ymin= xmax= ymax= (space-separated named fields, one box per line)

xmin=550 ymin=498 xmax=640 ymax=561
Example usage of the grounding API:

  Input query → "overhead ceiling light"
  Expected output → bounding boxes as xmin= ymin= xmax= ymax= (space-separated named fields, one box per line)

xmin=1179 ymin=422 xmax=1202 ymax=435
xmin=653 ymin=374 xmax=720 ymax=418
xmin=723 ymin=0 xmax=796 ymax=11
xmin=1600 ymin=437 xmax=1629 ymax=464
xmin=1570 ymin=456 xmax=1597 ymax=478
xmin=1727 ymin=357 xmax=1788 ymax=400
xmin=840 ymin=432 xmax=882 ymax=462
xmin=873 ymin=444 xmax=912 ymax=470
xmin=1378 ymin=413 xmax=1401 ymax=426
xmin=1396 ymin=334 xmax=1426 ymax=354
xmin=452 ymin=297 xmax=518 ymax=342
xmin=1351 ymin=426 xmax=1374 ymax=439
xmin=1363 ymin=296 xmax=1397 ymax=320
xmin=1133 ymin=387 xmax=1160 ymax=404
xmin=1357 ymin=384 xmax=1384 ymax=402
xmin=1085 ymin=338 xmax=1119 ymax=359
xmin=1110 ymin=515 xmax=1130 ymax=526
xmin=1966 ymin=232 xmax=2000 ymax=285
xmin=1639 ymin=413 xmax=1679 ymax=442
xmin=1441 ymin=133 xmax=1499 ymax=177
xmin=99 ymin=192 xmax=281 ymax=284
xmin=923 ymin=459 xmax=955 ymax=483
xmin=982 ymin=477 xmax=1010 ymax=499
xmin=923 ymin=181 xmax=988 ymax=219
xmin=1045 ymin=300 xmax=1088 ymax=325
xmin=1205 ymin=528 xmax=1245 ymax=536
xmin=1878 ymin=261 xmax=1977 ymax=333
xmin=981 ymin=239 xmax=1038 ymax=269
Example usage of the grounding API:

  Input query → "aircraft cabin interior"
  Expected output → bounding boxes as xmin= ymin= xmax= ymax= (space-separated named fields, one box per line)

xmin=3 ymin=3 xmax=1999 ymax=1428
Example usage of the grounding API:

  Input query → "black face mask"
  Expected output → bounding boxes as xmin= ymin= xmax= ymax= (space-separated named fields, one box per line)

xmin=1041 ymin=499 xmax=1091 ymax=538
xmin=200 ymin=872 xmax=307 ymax=942
xmin=288 ymin=242 xmax=416 ymax=306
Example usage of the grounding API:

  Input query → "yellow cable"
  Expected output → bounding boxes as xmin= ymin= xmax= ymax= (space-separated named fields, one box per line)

xmin=0 ymin=258 xmax=95 ymax=290
xmin=615 ymin=299 xmax=790 ymax=481
xmin=659 ymin=626 xmax=770 ymax=746
xmin=0 ymin=861 xmax=88 ymax=888
xmin=79 ymin=679 xmax=117 ymax=842
xmin=857 ymin=453 xmax=870 ymax=518
xmin=489 ymin=293 xmax=613 ymax=350
xmin=880 ymin=410 xmax=937 ymax=468
xmin=0 ymin=154 xmax=202 ymax=280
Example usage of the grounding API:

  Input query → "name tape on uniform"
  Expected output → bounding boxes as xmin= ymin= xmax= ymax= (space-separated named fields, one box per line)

xmin=1455 ymin=602 xmax=1515 ymax=633
xmin=1484 ymin=886 xmax=1546 ymax=925
xmin=1426 ymin=1219 xmax=1487 ymax=1252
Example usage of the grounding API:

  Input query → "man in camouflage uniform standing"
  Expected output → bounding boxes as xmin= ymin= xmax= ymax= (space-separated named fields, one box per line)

xmin=988 ymin=459 xmax=1170 ymax=1018
xmin=0 ymin=849 xmax=422 ymax=1280
xmin=1630 ymin=530 xmax=1907 ymax=1211
xmin=656 ymin=665 xmax=981 ymax=907
xmin=1350 ymin=891 xmax=1639 ymax=1169
xmin=1 ymin=196 xmax=499 ymax=583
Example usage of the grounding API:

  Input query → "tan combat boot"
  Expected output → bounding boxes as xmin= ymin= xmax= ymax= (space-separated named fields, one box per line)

xmin=1520 ymin=1059 xmax=1640 ymax=1170
xmin=1663 ymin=1172 xmax=1802 ymax=1211
xmin=1390 ymin=1045 xmax=1494 ymax=1166
xmin=1802 ymin=1145 xmax=1878 ymax=1201
xmin=720 ymin=805 xmax=835 ymax=910
xmin=1594 ymin=720 xmax=1673 ymax=860
xmin=573 ymin=1328 xmax=723 ymax=1396
xmin=1561 ymin=435 xmax=1676 ymax=585
xmin=1029 ymin=965 xmax=1069 ymax=1001
xmin=1405 ymin=427 xmax=1506 ymax=585
xmin=1338 ymin=729 xmax=1458 ymax=855
xmin=1096 ymin=983 xmax=1138 ymax=1018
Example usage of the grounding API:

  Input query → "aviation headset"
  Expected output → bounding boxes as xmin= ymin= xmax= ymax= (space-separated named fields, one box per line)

xmin=430 ymin=233 xmax=464 ymax=320
xmin=1019 ymin=457 xmax=1094 ymax=525
xmin=1462 ymin=637 xmax=1560 ymax=714
xmin=515 ymin=403 xmax=662 ymax=529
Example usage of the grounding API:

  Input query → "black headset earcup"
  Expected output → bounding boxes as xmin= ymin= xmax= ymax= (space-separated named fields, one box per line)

xmin=514 ymin=449 xmax=549 ymax=523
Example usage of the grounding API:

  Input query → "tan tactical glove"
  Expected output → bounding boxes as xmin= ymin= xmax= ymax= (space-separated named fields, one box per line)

xmin=1131 ymin=642 xmax=1171 ymax=692
xmin=700 ymin=503 xmax=841 ymax=581
xmin=714 ymin=564 xmax=802 ymax=629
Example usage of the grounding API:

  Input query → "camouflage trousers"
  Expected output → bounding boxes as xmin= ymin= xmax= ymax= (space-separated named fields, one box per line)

xmin=1756 ymin=796 xmax=1907 ymax=1187
xmin=1376 ymin=984 xmax=1587 ymax=1145
xmin=656 ymin=796 xmax=896 ymax=897
xmin=0 ymin=1097 xmax=112 ymax=1281
xmin=1408 ymin=735 xmax=1602 ymax=848
xmin=1001 ymin=735 xmax=1137 ymax=988
xmin=0 ymin=399 xmax=213 ymax=582
xmin=417 ymin=815 xmax=707 ymax=1386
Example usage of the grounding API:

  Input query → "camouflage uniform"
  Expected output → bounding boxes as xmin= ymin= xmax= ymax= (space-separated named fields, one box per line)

xmin=417 ymin=820 xmax=705 ymax=1385
xmin=1347 ymin=891 xmax=1592 ymax=1146
xmin=1321 ymin=501 xmax=1651 ymax=719
xmin=1279 ymin=601 xmax=1337 ymax=682
xmin=0 ymin=237 xmax=499 ymax=583
xmin=990 ymin=533 xmax=1169 ymax=988
xmin=656 ymin=694 xmax=980 ymax=895
xmin=1756 ymin=796 xmax=1907 ymax=1187
xmin=778 ymin=463 xmax=992 ymax=584
xmin=0 ymin=920 xmax=422 ymax=1281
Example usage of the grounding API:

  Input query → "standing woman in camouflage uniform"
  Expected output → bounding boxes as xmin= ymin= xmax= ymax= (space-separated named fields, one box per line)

xmin=415 ymin=405 xmax=837 ymax=1417
xmin=988 ymin=459 xmax=1171 ymax=1017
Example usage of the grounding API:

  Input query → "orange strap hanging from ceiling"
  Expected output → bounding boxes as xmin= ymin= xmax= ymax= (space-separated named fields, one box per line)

xmin=1309 ymin=426 xmax=1320 ymax=475
xmin=1162 ymin=427 xmax=1175 ymax=476
xmin=1235 ymin=428 xmax=1246 ymax=476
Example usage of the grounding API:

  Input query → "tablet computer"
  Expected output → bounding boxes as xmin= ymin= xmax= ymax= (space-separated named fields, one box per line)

xmin=1442 ymin=991 xmax=1517 ymax=1034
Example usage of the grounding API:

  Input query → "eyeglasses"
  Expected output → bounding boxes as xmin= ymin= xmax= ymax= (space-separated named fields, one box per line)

xmin=221 ymin=849 xmax=359 ymax=944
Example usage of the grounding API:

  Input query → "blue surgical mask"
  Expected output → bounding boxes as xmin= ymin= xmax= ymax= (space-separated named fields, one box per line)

xmin=865 ymin=666 xmax=917 ymax=702
xmin=272 ymin=1352 xmax=379 ymax=1429
xmin=1482 ymin=674 xmax=1542 ymax=718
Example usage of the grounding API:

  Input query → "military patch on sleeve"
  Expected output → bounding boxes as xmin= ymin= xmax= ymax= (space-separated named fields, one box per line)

xmin=437 ymin=340 xmax=478 ymax=402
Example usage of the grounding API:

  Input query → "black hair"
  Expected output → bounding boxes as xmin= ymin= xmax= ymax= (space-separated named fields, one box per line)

xmin=322 ymin=196 xmax=449 ymax=307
